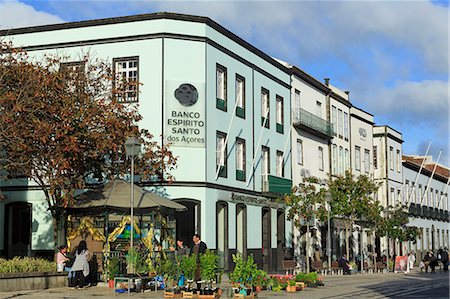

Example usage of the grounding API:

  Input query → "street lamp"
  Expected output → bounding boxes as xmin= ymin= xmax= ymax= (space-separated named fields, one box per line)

xmin=125 ymin=136 xmax=141 ymax=273
xmin=325 ymin=193 xmax=332 ymax=274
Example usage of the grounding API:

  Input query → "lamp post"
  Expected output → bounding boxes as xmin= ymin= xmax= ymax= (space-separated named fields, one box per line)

xmin=326 ymin=193 xmax=332 ymax=274
xmin=125 ymin=136 xmax=141 ymax=273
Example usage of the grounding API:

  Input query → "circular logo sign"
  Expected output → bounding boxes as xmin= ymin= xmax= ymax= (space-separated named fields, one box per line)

xmin=174 ymin=83 xmax=198 ymax=106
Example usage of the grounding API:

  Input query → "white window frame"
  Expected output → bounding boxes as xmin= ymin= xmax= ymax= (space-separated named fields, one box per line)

xmin=344 ymin=112 xmax=349 ymax=140
xmin=355 ymin=146 xmax=361 ymax=171
xmin=331 ymin=106 xmax=337 ymax=136
xmin=364 ymin=149 xmax=370 ymax=173
xmin=396 ymin=149 xmax=401 ymax=172
xmin=297 ymin=139 xmax=303 ymax=165
xmin=261 ymin=88 xmax=270 ymax=126
xmin=338 ymin=109 xmax=343 ymax=137
xmin=236 ymin=75 xmax=245 ymax=109
xmin=316 ymin=101 xmax=322 ymax=118
xmin=216 ymin=131 xmax=227 ymax=177
xmin=262 ymin=146 xmax=270 ymax=179
xmin=236 ymin=138 xmax=245 ymax=172
xmin=318 ymin=147 xmax=324 ymax=171
xmin=216 ymin=64 xmax=227 ymax=101
xmin=276 ymin=96 xmax=283 ymax=125
xmin=294 ymin=90 xmax=301 ymax=119
xmin=276 ymin=151 xmax=284 ymax=177
xmin=389 ymin=146 xmax=394 ymax=170
xmin=114 ymin=57 xmax=139 ymax=103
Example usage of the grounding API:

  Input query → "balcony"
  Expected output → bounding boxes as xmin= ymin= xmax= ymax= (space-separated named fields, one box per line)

xmin=293 ymin=108 xmax=334 ymax=138
xmin=262 ymin=175 xmax=292 ymax=195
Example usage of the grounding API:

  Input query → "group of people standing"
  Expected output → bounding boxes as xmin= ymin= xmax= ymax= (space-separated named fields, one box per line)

xmin=56 ymin=234 xmax=208 ymax=289
xmin=56 ymin=240 xmax=98 ymax=289
xmin=420 ymin=248 xmax=449 ymax=273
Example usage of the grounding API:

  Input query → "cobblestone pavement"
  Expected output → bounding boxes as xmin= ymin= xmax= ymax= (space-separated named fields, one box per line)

xmin=0 ymin=269 xmax=448 ymax=299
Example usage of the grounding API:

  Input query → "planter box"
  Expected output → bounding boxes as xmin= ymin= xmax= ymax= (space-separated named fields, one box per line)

xmin=182 ymin=291 xmax=196 ymax=298
xmin=286 ymin=285 xmax=297 ymax=292
xmin=0 ymin=271 xmax=67 ymax=292
xmin=233 ymin=294 xmax=254 ymax=299
xmin=164 ymin=291 xmax=183 ymax=298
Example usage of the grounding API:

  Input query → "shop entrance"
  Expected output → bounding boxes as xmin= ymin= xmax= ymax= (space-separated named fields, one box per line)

xmin=276 ymin=210 xmax=285 ymax=271
xmin=262 ymin=207 xmax=271 ymax=272
xmin=4 ymin=202 xmax=32 ymax=258
xmin=174 ymin=199 xmax=200 ymax=248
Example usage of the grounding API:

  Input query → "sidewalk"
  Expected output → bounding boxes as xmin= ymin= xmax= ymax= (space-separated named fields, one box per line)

xmin=0 ymin=269 xmax=448 ymax=299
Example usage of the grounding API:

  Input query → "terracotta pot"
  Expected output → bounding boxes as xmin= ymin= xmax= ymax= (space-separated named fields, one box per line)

xmin=108 ymin=279 xmax=115 ymax=288
xmin=255 ymin=286 xmax=262 ymax=293
xmin=286 ymin=285 xmax=297 ymax=292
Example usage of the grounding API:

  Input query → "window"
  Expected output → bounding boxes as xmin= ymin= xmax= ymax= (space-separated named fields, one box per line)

xmin=60 ymin=61 xmax=86 ymax=93
xmin=216 ymin=131 xmax=227 ymax=177
xmin=316 ymin=101 xmax=322 ymax=118
xmin=397 ymin=189 xmax=401 ymax=205
xmin=373 ymin=146 xmax=378 ymax=169
xmin=345 ymin=149 xmax=350 ymax=170
xmin=114 ymin=57 xmax=138 ymax=103
xmin=235 ymin=138 xmax=246 ymax=181
xmin=318 ymin=147 xmax=324 ymax=171
xmin=338 ymin=109 xmax=343 ymax=138
xmin=405 ymin=180 xmax=410 ymax=199
xmin=296 ymin=139 xmax=303 ymax=165
xmin=276 ymin=151 xmax=284 ymax=177
xmin=344 ymin=112 xmax=349 ymax=140
xmin=364 ymin=149 xmax=370 ymax=173
xmin=396 ymin=149 xmax=401 ymax=172
xmin=355 ymin=146 xmax=361 ymax=171
xmin=331 ymin=106 xmax=337 ymax=136
xmin=216 ymin=64 xmax=227 ymax=110
xmin=276 ymin=96 xmax=284 ymax=133
xmin=261 ymin=88 xmax=270 ymax=128
xmin=389 ymin=146 xmax=394 ymax=170
xmin=339 ymin=146 xmax=344 ymax=174
xmin=332 ymin=144 xmax=337 ymax=174
xmin=261 ymin=146 xmax=270 ymax=179
xmin=390 ymin=188 xmax=395 ymax=206
xmin=294 ymin=90 xmax=301 ymax=119
xmin=418 ymin=184 xmax=422 ymax=205
xmin=235 ymin=75 xmax=245 ymax=117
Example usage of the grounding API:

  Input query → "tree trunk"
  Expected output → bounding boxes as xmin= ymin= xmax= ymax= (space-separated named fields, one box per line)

xmin=345 ymin=226 xmax=350 ymax=260
xmin=306 ymin=223 xmax=310 ymax=273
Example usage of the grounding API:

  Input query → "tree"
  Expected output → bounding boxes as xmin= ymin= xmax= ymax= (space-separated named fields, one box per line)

xmin=377 ymin=204 xmax=420 ymax=255
xmin=0 ymin=42 xmax=177 ymax=250
xmin=282 ymin=176 xmax=327 ymax=273
xmin=327 ymin=170 xmax=380 ymax=260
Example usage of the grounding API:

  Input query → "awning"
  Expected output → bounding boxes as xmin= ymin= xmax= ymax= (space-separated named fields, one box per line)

xmin=67 ymin=180 xmax=186 ymax=214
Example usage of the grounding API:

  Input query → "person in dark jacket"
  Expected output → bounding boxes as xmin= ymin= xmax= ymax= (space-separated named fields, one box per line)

xmin=190 ymin=234 xmax=207 ymax=289
xmin=423 ymin=251 xmax=431 ymax=273
xmin=338 ymin=254 xmax=351 ymax=275
xmin=442 ymin=248 xmax=449 ymax=272
xmin=429 ymin=252 xmax=438 ymax=273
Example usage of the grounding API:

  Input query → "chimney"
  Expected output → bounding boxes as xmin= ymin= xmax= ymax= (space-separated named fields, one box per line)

xmin=344 ymin=90 xmax=350 ymax=100
xmin=324 ymin=78 xmax=330 ymax=86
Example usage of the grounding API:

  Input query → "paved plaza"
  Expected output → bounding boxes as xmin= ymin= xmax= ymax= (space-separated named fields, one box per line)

xmin=0 ymin=269 xmax=448 ymax=299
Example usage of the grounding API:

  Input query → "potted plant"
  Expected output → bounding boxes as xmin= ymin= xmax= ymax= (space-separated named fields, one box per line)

xmin=286 ymin=279 xmax=297 ymax=292
xmin=107 ymin=257 xmax=119 ymax=288
xmin=200 ymin=250 xmax=219 ymax=296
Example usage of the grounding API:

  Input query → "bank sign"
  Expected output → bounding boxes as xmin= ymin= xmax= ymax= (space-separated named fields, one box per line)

xmin=165 ymin=81 xmax=205 ymax=147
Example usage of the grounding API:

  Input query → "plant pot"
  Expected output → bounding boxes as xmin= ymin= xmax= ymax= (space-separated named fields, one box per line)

xmin=286 ymin=285 xmax=297 ymax=292
xmin=108 ymin=279 xmax=115 ymax=288
xmin=255 ymin=286 xmax=262 ymax=293
xmin=295 ymin=282 xmax=305 ymax=289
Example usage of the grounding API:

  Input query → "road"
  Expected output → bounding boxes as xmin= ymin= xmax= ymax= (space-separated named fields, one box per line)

xmin=0 ymin=269 xmax=448 ymax=298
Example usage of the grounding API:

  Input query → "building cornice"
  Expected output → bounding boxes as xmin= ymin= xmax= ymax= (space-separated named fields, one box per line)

xmin=403 ymin=160 xmax=448 ymax=184
xmin=1 ymin=12 xmax=291 ymax=77
xmin=373 ymin=132 xmax=404 ymax=144
xmin=350 ymin=112 xmax=375 ymax=125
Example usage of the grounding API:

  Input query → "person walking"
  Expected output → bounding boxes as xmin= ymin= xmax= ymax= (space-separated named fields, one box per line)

xmin=408 ymin=252 xmax=416 ymax=271
xmin=441 ymin=247 xmax=449 ymax=271
xmin=70 ymin=240 xmax=90 ymax=289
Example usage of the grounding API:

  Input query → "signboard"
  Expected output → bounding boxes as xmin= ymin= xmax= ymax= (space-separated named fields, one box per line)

xmin=165 ymin=81 xmax=205 ymax=147
xmin=394 ymin=255 xmax=408 ymax=273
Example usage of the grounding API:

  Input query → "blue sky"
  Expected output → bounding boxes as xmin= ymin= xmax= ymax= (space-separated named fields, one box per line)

xmin=1 ymin=0 xmax=449 ymax=166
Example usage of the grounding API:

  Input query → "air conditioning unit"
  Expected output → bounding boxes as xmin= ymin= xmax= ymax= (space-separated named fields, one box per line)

xmin=300 ymin=168 xmax=310 ymax=178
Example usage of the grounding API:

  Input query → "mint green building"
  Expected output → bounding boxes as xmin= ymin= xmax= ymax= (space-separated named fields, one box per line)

xmin=0 ymin=12 xmax=292 ymax=272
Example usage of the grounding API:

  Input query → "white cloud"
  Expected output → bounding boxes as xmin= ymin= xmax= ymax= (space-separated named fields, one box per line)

xmin=0 ymin=0 xmax=64 ymax=30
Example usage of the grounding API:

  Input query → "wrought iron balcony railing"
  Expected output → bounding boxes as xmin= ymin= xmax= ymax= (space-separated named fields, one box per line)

xmin=292 ymin=108 xmax=334 ymax=138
